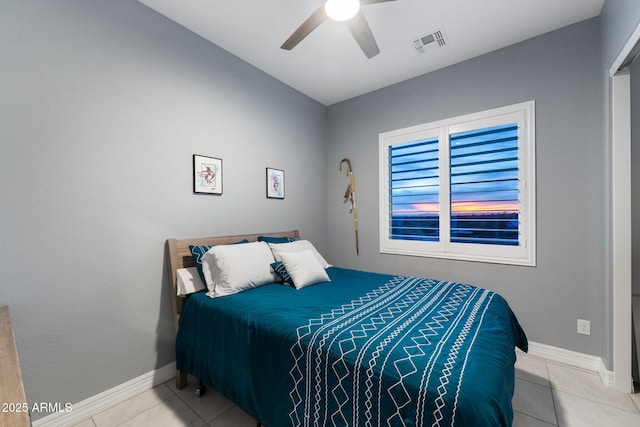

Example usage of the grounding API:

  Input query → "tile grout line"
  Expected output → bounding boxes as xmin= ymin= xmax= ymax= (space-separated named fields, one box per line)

xmin=542 ymin=360 xmax=640 ymax=416
xmin=207 ymin=405 xmax=242 ymax=425
xmin=117 ymin=394 xmax=209 ymax=427
xmin=90 ymin=384 xmax=177 ymax=427
xmin=544 ymin=360 xmax=561 ymax=426
xmin=514 ymin=409 xmax=557 ymax=426
xmin=548 ymin=387 xmax=560 ymax=426
xmin=160 ymin=382 xmax=210 ymax=427
xmin=162 ymin=377 xmax=242 ymax=425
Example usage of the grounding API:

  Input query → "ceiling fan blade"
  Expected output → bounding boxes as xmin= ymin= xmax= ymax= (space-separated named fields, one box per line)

xmin=346 ymin=10 xmax=380 ymax=59
xmin=360 ymin=0 xmax=398 ymax=5
xmin=281 ymin=6 xmax=328 ymax=50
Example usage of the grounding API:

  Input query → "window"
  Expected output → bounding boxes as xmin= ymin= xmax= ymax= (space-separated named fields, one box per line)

xmin=379 ymin=101 xmax=535 ymax=266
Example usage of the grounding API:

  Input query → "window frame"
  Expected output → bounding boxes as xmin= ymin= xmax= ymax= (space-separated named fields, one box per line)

xmin=379 ymin=101 xmax=536 ymax=266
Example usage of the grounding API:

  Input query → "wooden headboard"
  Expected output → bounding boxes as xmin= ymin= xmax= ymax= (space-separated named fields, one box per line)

xmin=166 ymin=230 xmax=300 ymax=332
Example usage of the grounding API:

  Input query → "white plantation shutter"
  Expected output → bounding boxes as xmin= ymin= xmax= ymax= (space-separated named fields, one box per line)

xmin=389 ymin=137 xmax=439 ymax=241
xmin=449 ymin=124 xmax=519 ymax=246
xmin=380 ymin=101 xmax=536 ymax=266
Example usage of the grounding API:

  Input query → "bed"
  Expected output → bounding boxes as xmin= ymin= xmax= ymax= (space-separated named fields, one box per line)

xmin=167 ymin=230 xmax=527 ymax=427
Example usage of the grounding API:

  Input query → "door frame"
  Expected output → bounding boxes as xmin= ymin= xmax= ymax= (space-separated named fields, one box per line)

xmin=608 ymin=21 xmax=640 ymax=394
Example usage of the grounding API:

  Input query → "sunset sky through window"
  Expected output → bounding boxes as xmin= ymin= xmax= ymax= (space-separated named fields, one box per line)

xmin=390 ymin=123 xmax=519 ymax=245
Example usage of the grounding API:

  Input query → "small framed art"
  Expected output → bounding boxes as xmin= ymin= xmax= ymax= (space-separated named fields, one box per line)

xmin=266 ymin=167 xmax=285 ymax=199
xmin=193 ymin=154 xmax=222 ymax=195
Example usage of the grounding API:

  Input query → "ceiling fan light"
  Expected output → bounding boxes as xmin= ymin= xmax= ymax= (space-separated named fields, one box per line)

xmin=325 ymin=0 xmax=360 ymax=22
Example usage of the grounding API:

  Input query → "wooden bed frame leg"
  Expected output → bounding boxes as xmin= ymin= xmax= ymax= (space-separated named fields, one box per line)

xmin=176 ymin=370 xmax=188 ymax=390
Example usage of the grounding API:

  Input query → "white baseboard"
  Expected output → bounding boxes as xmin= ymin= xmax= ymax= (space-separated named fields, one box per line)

xmin=526 ymin=341 xmax=615 ymax=388
xmin=32 ymin=363 xmax=176 ymax=427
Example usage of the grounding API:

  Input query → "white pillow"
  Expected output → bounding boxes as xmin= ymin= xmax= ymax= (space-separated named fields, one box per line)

xmin=268 ymin=240 xmax=331 ymax=268
xmin=176 ymin=267 xmax=205 ymax=297
xmin=202 ymin=241 xmax=277 ymax=298
xmin=279 ymin=249 xmax=330 ymax=290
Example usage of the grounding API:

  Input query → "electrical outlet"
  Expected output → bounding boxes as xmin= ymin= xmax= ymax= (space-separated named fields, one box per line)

xmin=577 ymin=319 xmax=591 ymax=336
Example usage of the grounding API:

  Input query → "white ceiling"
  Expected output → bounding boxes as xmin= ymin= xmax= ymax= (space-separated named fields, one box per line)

xmin=138 ymin=0 xmax=604 ymax=106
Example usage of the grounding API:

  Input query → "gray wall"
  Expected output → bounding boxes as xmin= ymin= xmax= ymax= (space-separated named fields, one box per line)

xmin=325 ymin=19 xmax=605 ymax=357
xmin=0 ymin=0 xmax=326 ymax=419
xmin=601 ymin=0 xmax=640 ymax=68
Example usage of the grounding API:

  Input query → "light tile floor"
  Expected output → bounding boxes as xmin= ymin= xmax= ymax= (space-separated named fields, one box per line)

xmin=71 ymin=351 xmax=640 ymax=427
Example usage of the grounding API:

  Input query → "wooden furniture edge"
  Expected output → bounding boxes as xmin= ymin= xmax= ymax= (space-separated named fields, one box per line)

xmin=166 ymin=229 xmax=300 ymax=390
xmin=0 ymin=306 xmax=30 ymax=427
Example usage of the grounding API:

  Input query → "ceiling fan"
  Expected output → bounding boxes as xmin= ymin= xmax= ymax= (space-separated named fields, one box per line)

xmin=280 ymin=0 xmax=398 ymax=59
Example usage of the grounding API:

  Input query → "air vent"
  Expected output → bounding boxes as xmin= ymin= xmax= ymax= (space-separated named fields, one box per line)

xmin=412 ymin=29 xmax=447 ymax=54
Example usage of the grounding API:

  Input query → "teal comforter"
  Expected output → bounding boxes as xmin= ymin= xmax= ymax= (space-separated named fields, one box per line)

xmin=176 ymin=267 xmax=527 ymax=427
